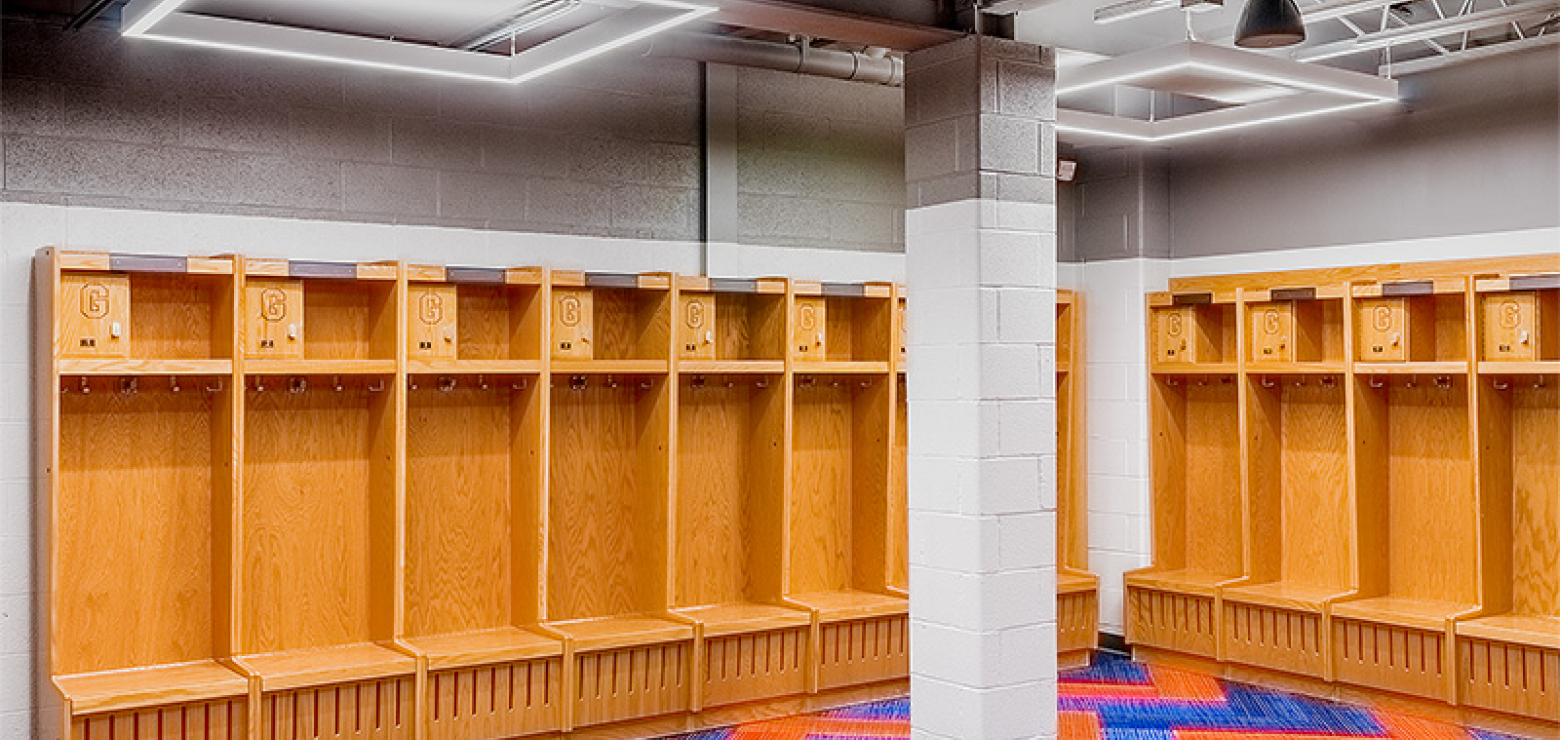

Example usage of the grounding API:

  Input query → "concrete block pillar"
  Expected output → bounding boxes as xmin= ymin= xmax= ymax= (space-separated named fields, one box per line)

xmin=903 ymin=35 xmax=1059 ymax=740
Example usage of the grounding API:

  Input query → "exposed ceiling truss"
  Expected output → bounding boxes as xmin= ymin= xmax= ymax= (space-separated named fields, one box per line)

xmin=1295 ymin=0 xmax=1560 ymax=74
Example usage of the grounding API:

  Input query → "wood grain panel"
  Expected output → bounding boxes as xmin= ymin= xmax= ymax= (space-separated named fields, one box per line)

xmin=1168 ymin=254 xmax=1560 ymax=294
xmin=1385 ymin=380 xmax=1477 ymax=604
xmin=243 ymin=382 xmax=389 ymax=653
xmin=427 ymin=658 xmax=563 ymax=740
xmin=407 ymin=284 xmax=457 ymax=360
xmin=456 ymin=285 xmax=541 ymax=361
xmin=678 ymin=293 xmax=717 ymax=360
xmin=1459 ymin=636 xmax=1559 ymax=721
xmin=1222 ymin=601 xmax=1324 ymax=676
xmin=548 ymin=380 xmax=669 ymax=621
xmin=573 ymin=643 xmax=691 ymax=727
xmin=262 ymin=677 xmax=414 ymax=740
xmin=59 ymin=273 xmax=130 ymax=359
xmin=817 ymin=615 xmax=909 ymax=690
xmin=1332 ymin=619 xmax=1448 ymax=701
xmin=57 ymin=386 xmax=217 ymax=674
xmin=703 ymin=628 xmax=809 ymax=707
xmin=407 ymin=386 xmax=518 ymax=637
xmin=130 ymin=274 xmax=230 ymax=360
xmin=790 ymin=382 xmax=855 ymax=595
xmin=1511 ymin=382 xmax=1559 ymax=616
xmin=1183 ymin=380 xmax=1243 ymax=576
xmin=1126 ymin=588 xmax=1218 ymax=657
xmin=888 ymin=383 xmax=908 ymax=591
xmin=1278 ymin=381 xmax=1351 ymax=590
xmin=674 ymin=379 xmax=786 ymax=607
xmin=73 ymin=696 xmax=247 ymax=740
xmin=1058 ymin=589 xmax=1099 ymax=656
xmin=792 ymin=297 xmax=826 ymax=361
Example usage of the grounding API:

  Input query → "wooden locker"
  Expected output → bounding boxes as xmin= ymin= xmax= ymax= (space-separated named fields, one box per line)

xmin=59 ymin=273 xmax=129 ymax=358
xmin=551 ymin=287 xmax=593 ymax=360
xmin=1482 ymin=291 xmax=1552 ymax=361
xmin=1154 ymin=306 xmax=1199 ymax=364
xmin=243 ymin=278 xmax=304 ymax=358
xmin=1355 ymin=296 xmax=1432 ymax=362
xmin=678 ymin=292 xmax=716 ymax=360
xmin=407 ymin=283 xmax=457 ymax=359
xmin=793 ymin=296 xmax=826 ymax=360
xmin=1249 ymin=302 xmax=1293 ymax=362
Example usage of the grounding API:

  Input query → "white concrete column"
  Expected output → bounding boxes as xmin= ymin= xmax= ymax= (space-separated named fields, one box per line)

xmin=903 ymin=35 xmax=1059 ymax=740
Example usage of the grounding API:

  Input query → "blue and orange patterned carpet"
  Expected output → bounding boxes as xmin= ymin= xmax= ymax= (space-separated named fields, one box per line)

xmin=672 ymin=653 xmax=1533 ymax=740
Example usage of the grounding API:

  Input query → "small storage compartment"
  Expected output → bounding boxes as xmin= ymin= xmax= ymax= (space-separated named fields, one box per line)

xmin=1149 ymin=297 xmax=1236 ymax=367
xmin=1352 ymin=281 xmax=1467 ymax=364
xmin=675 ymin=284 xmax=786 ymax=363
xmin=1244 ymin=291 xmax=1343 ymax=366
xmin=1478 ymin=277 xmax=1559 ymax=363
xmin=60 ymin=268 xmax=234 ymax=361
xmin=791 ymin=285 xmax=893 ymax=366
xmin=550 ymin=274 xmax=670 ymax=362
xmin=244 ymin=267 xmax=397 ymax=361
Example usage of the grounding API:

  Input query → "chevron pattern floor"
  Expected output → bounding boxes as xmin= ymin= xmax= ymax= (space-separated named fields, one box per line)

xmin=672 ymin=653 xmax=1533 ymax=740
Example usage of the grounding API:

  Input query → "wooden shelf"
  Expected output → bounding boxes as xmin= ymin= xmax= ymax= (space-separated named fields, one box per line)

xmin=674 ymin=602 xmax=813 ymax=637
xmin=244 ymin=358 xmax=395 ymax=374
xmin=401 ymin=627 xmax=562 ymax=671
xmin=549 ymin=359 xmax=668 ymax=374
xmin=1221 ymin=581 xmax=1351 ymax=613
xmin=55 ymin=660 xmax=249 ymax=714
xmin=237 ymin=643 xmax=416 ymax=692
xmin=406 ymin=359 xmax=541 ymax=374
xmin=544 ymin=615 xmax=695 ymax=652
xmin=1330 ymin=596 xmax=1477 ymax=631
xmin=678 ymin=360 xmax=785 ymax=374
xmin=1150 ymin=363 xmax=1238 ymax=375
xmin=1456 ymin=614 xmax=1560 ymax=649
xmin=1244 ymin=362 xmax=1346 ymax=375
xmin=57 ymin=358 xmax=233 ymax=376
xmin=792 ymin=361 xmax=892 ymax=375
xmin=1058 ymin=570 xmax=1099 ymax=595
xmin=788 ymin=590 xmax=907 ymax=623
xmin=1352 ymin=361 xmax=1468 ymax=375
xmin=1479 ymin=360 xmax=1560 ymax=375
xmin=1126 ymin=569 xmax=1240 ymax=598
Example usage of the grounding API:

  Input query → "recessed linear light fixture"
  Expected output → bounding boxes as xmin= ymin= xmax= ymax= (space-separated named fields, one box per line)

xmin=1056 ymin=41 xmax=1398 ymax=144
xmin=120 ymin=0 xmax=716 ymax=85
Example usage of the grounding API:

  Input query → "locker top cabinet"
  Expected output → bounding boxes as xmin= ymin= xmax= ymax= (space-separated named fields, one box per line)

xmin=1350 ymin=278 xmax=1469 ymax=374
xmin=791 ymin=280 xmax=895 ymax=373
xmin=52 ymin=250 xmax=236 ymax=371
xmin=405 ymin=263 xmax=546 ymax=372
xmin=675 ymin=275 xmax=789 ymax=373
xmin=1147 ymin=291 xmax=1238 ymax=373
xmin=1240 ymin=285 xmax=1347 ymax=372
xmin=1475 ymin=274 xmax=1560 ymax=371
xmin=549 ymin=270 xmax=673 ymax=372
xmin=241 ymin=257 xmax=399 ymax=371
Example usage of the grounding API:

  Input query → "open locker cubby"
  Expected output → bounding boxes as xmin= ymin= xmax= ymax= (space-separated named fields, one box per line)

xmin=791 ymin=283 xmax=894 ymax=371
xmin=1332 ymin=374 xmax=1477 ymax=702
xmin=1149 ymin=293 xmax=1238 ymax=370
xmin=1456 ymin=373 xmax=1559 ymax=721
xmin=405 ymin=266 xmax=545 ymax=370
xmin=675 ymin=277 xmax=788 ymax=371
xmin=788 ymin=373 xmax=908 ymax=690
xmin=549 ymin=273 xmax=672 ymax=372
xmin=238 ymin=372 xmax=415 ymax=737
xmin=242 ymin=260 xmax=399 ymax=371
xmin=50 ymin=374 xmax=249 ymax=734
xmin=1351 ymin=279 xmax=1468 ymax=368
xmin=1477 ymin=276 xmax=1559 ymax=367
xmin=403 ymin=373 xmax=563 ymax=740
xmin=671 ymin=373 xmax=810 ymax=707
xmin=545 ymin=373 xmax=693 ymax=727
xmin=1242 ymin=287 xmax=1346 ymax=369
xmin=54 ymin=254 xmax=236 ymax=369
xmin=1056 ymin=291 xmax=1098 ymax=667
xmin=1127 ymin=370 xmax=1243 ymax=659
xmin=1223 ymin=373 xmax=1351 ymax=677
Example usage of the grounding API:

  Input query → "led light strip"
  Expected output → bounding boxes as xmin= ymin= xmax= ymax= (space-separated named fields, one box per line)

xmin=1058 ymin=60 xmax=1397 ymax=101
xmin=1057 ymin=97 xmax=1392 ymax=143
xmin=120 ymin=0 xmax=715 ymax=85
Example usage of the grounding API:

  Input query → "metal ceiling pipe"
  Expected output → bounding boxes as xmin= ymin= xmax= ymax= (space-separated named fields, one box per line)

xmin=645 ymin=32 xmax=905 ymax=86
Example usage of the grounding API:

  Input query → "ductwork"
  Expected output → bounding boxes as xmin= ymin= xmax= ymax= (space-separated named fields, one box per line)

xmin=645 ymin=32 xmax=905 ymax=86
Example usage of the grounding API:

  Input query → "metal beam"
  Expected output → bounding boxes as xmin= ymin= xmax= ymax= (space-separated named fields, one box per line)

xmin=1380 ymin=31 xmax=1560 ymax=73
xmin=1298 ymin=0 xmax=1400 ymax=23
xmin=1294 ymin=1 xmax=1560 ymax=61
xmin=710 ymin=0 xmax=962 ymax=50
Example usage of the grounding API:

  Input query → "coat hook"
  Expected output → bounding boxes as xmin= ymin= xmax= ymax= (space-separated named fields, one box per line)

xmin=408 ymin=376 xmax=419 ymax=391
xmin=1493 ymin=379 xmax=1510 ymax=391
xmin=604 ymin=375 xmax=618 ymax=389
xmin=79 ymin=377 xmax=91 ymax=394
xmin=1405 ymin=378 xmax=1417 ymax=388
xmin=206 ymin=378 xmax=224 ymax=393
xmin=439 ymin=376 xmax=457 ymax=392
xmin=799 ymin=375 xmax=815 ymax=389
xmin=570 ymin=375 xmax=587 ymax=391
xmin=477 ymin=375 xmax=489 ymax=390
xmin=1320 ymin=376 xmax=1336 ymax=388
xmin=368 ymin=378 xmax=385 ymax=393
xmin=639 ymin=380 xmax=652 ymax=390
xmin=1293 ymin=377 xmax=1306 ymax=387
xmin=1261 ymin=376 xmax=1276 ymax=389
xmin=514 ymin=378 xmax=527 ymax=391
xmin=690 ymin=375 xmax=706 ymax=391
xmin=1435 ymin=375 xmax=1452 ymax=390
xmin=170 ymin=377 xmax=182 ymax=393
xmin=1535 ymin=376 xmax=1546 ymax=389
xmin=120 ymin=377 xmax=138 ymax=396
xmin=333 ymin=375 xmax=344 ymax=392
xmin=1166 ymin=377 xmax=1180 ymax=387
xmin=725 ymin=379 xmax=736 ymax=388
xmin=289 ymin=376 xmax=307 ymax=394
xmin=859 ymin=380 xmax=873 ymax=389
xmin=1369 ymin=377 xmax=1385 ymax=389
xmin=755 ymin=379 xmax=769 ymax=389
xmin=829 ymin=379 xmax=841 ymax=388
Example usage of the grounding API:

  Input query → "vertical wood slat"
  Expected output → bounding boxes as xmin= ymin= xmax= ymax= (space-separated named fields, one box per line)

xmin=262 ymin=678 xmax=414 ymax=740
xmin=427 ymin=658 xmax=562 ymax=740
xmin=702 ymin=628 xmax=809 ymax=708
xmin=1127 ymin=588 xmax=1218 ymax=658
xmin=74 ymin=697 xmax=248 ymax=740
xmin=1459 ymin=636 xmax=1560 ymax=721
xmin=572 ymin=643 xmax=690 ymax=728
xmin=1332 ymin=619 xmax=1449 ymax=702
xmin=816 ymin=616 xmax=909 ymax=691
xmin=1221 ymin=602 xmax=1324 ymax=676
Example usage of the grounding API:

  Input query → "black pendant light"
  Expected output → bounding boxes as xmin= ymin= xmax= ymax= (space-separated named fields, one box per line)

xmin=1234 ymin=0 xmax=1307 ymax=48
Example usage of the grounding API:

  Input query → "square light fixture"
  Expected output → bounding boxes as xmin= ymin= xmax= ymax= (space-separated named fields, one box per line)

xmin=121 ymin=0 xmax=716 ymax=85
xmin=1056 ymin=42 xmax=1399 ymax=144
